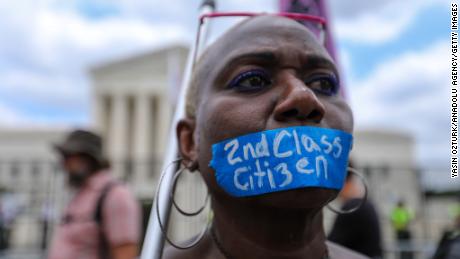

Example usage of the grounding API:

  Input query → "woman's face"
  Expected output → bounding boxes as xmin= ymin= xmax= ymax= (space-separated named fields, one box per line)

xmin=182 ymin=16 xmax=353 ymax=209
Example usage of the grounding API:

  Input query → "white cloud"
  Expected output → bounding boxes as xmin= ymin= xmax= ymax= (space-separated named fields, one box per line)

xmin=349 ymin=40 xmax=449 ymax=167
xmin=328 ymin=0 xmax=442 ymax=20
xmin=0 ymin=69 xmax=88 ymax=109
xmin=0 ymin=102 xmax=87 ymax=128
xmin=31 ymin=8 xmax=188 ymax=71
xmin=0 ymin=103 xmax=27 ymax=127
xmin=334 ymin=10 xmax=413 ymax=44
xmin=329 ymin=0 xmax=446 ymax=44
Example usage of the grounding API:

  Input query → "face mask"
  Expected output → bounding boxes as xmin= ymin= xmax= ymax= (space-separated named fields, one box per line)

xmin=67 ymin=169 xmax=92 ymax=187
xmin=209 ymin=126 xmax=353 ymax=197
xmin=63 ymin=155 xmax=100 ymax=187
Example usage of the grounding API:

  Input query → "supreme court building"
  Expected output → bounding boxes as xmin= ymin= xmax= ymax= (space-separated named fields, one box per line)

xmin=89 ymin=43 xmax=188 ymax=199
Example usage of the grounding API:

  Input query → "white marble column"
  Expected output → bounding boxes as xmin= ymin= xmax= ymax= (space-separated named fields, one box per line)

xmin=132 ymin=94 xmax=153 ymax=196
xmin=167 ymin=50 xmax=182 ymax=106
xmin=92 ymin=94 xmax=105 ymax=134
xmin=109 ymin=94 xmax=128 ymax=178
xmin=156 ymin=94 xmax=172 ymax=158
xmin=133 ymin=94 xmax=151 ymax=161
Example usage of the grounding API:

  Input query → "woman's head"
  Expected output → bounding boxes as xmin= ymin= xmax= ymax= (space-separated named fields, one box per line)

xmin=178 ymin=15 xmax=353 ymax=209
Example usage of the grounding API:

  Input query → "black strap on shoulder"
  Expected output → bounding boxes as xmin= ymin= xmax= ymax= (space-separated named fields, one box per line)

xmin=94 ymin=181 xmax=119 ymax=259
xmin=94 ymin=181 xmax=119 ymax=224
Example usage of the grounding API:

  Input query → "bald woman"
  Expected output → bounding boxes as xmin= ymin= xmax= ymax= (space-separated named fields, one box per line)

xmin=167 ymin=15 xmax=367 ymax=259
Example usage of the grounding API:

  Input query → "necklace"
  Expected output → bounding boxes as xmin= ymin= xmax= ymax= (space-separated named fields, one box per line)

xmin=210 ymin=226 xmax=234 ymax=259
xmin=210 ymin=226 xmax=330 ymax=259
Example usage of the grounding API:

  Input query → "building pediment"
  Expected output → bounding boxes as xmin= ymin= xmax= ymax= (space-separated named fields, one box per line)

xmin=90 ymin=43 xmax=189 ymax=94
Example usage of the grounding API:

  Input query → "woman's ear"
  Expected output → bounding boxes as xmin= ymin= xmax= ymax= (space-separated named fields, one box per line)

xmin=177 ymin=118 xmax=198 ymax=169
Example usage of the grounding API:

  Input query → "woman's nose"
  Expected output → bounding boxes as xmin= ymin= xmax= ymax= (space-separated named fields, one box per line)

xmin=273 ymin=74 xmax=325 ymax=123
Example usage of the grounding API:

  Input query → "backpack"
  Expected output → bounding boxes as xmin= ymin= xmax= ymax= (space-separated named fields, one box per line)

xmin=94 ymin=181 xmax=119 ymax=259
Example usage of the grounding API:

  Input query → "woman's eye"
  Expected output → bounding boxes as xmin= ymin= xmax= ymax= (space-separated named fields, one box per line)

xmin=305 ymin=75 xmax=339 ymax=96
xmin=227 ymin=70 xmax=271 ymax=92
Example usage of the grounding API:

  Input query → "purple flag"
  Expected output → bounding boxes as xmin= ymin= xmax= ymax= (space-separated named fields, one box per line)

xmin=279 ymin=0 xmax=337 ymax=60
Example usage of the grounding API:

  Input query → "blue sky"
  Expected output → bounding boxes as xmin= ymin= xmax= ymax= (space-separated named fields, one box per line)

xmin=342 ymin=4 xmax=448 ymax=79
xmin=0 ymin=0 xmax=451 ymax=178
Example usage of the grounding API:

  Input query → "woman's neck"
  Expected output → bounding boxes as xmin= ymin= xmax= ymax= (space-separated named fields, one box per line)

xmin=210 ymin=197 xmax=328 ymax=259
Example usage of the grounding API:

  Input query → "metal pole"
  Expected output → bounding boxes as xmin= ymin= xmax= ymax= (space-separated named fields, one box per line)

xmin=140 ymin=1 xmax=215 ymax=258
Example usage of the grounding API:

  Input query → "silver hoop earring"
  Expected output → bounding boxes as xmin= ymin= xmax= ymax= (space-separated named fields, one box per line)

xmin=155 ymin=158 xmax=210 ymax=250
xmin=327 ymin=167 xmax=368 ymax=214
xmin=170 ymin=162 xmax=210 ymax=216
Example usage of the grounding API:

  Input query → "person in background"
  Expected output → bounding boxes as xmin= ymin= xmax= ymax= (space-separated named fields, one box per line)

xmin=40 ymin=200 xmax=55 ymax=250
xmin=328 ymin=163 xmax=382 ymax=258
xmin=391 ymin=199 xmax=414 ymax=259
xmin=48 ymin=129 xmax=141 ymax=259
xmin=432 ymin=198 xmax=460 ymax=259
xmin=0 ymin=190 xmax=21 ymax=252
xmin=0 ymin=198 xmax=5 ymax=252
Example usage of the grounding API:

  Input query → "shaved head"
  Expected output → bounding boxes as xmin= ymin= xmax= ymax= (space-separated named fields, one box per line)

xmin=185 ymin=15 xmax=332 ymax=118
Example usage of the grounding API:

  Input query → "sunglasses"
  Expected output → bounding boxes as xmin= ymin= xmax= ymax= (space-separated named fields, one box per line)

xmin=192 ymin=11 xmax=328 ymax=67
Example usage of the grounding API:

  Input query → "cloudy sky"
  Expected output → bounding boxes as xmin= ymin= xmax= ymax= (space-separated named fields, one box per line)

xmin=0 ymin=0 xmax=450 ymax=174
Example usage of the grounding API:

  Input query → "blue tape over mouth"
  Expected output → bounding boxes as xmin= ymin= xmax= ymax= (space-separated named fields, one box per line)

xmin=209 ymin=126 xmax=353 ymax=197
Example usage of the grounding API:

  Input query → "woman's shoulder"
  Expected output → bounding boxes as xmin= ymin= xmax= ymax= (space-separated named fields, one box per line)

xmin=326 ymin=241 xmax=370 ymax=259
xmin=162 ymin=236 xmax=369 ymax=259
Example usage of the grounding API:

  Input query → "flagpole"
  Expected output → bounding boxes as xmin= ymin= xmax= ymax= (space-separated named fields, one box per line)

xmin=140 ymin=1 xmax=215 ymax=258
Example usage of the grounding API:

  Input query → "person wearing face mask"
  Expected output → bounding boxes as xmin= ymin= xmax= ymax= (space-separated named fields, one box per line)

xmin=161 ymin=14 xmax=369 ymax=259
xmin=48 ymin=129 xmax=141 ymax=259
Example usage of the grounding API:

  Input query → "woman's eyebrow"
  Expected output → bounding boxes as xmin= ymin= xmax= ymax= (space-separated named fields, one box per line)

xmin=225 ymin=51 xmax=337 ymax=72
xmin=225 ymin=51 xmax=278 ymax=67
xmin=213 ymin=51 xmax=277 ymax=84
xmin=214 ymin=51 xmax=339 ymax=83
xmin=302 ymin=54 xmax=339 ymax=77
xmin=303 ymin=55 xmax=336 ymax=70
